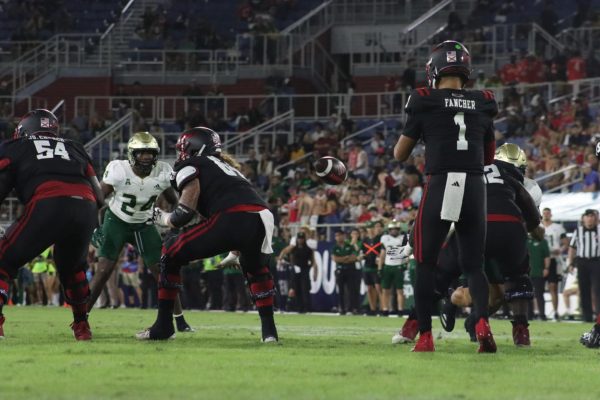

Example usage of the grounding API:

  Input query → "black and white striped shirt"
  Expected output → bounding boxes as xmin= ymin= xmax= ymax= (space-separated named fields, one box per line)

xmin=570 ymin=225 xmax=600 ymax=258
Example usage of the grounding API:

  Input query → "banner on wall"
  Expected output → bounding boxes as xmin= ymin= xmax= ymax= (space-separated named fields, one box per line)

xmin=277 ymin=241 xmax=415 ymax=312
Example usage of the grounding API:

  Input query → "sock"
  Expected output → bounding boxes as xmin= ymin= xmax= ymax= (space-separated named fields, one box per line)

xmin=63 ymin=270 xmax=90 ymax=323
xmin=258 ymin=305 xmax=277 ymax=339
xmin=467 ymin=269 xmax=489 ymax=321
xmin=0 ymin=267 xmax=10 ymax=315
xmin=174 ymin=314 xmax=187 ymax=326
xmin=157 ymin=299 xmax=175 ymax=325
xmin=415 ymin=262 xmax=436 ymax=333
xmin=512 ymin=314 xmax=529 ymax=327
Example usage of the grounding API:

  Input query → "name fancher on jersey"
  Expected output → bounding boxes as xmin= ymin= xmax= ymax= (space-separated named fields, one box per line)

xmin=444 ymin=98 xmax=476 ymax=110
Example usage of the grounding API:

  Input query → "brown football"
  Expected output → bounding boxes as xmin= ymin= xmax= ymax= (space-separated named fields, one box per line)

xmin=314 ymin=156 xmax=348 ymax=185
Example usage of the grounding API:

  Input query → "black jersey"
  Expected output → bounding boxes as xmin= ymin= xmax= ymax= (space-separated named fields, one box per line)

xmin=402 ymin=87 xmax=498 ymax=174
xmin=172 ymin=154 xmax=268 ymax=217
xmin=0 ymin=135 xmax=96 ymax=204
xmin=484 ymin=160 xmax=524 ymax=217
xmin=362 ymin=235 xmax=382 ymax=269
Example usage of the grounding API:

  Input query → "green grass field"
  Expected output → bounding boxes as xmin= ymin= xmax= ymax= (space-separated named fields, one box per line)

xmin=2 ymin=307 xmax=600 ymax=400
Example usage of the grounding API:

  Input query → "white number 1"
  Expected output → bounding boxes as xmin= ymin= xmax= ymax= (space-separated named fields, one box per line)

xmin=454 ymin=112 xmax=468 ymax=151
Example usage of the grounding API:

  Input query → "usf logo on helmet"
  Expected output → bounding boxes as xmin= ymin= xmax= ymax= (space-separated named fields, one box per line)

xmin=495 ymin=143 xmax=527 ymax=173
xmin=128 ymin=132 xmax=160 ymax=175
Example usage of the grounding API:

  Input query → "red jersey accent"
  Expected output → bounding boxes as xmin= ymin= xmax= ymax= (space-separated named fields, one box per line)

xmin=0 ymin=158 xmax=10 ymax=170
xmin=487 ymin=214 xmax=522 ymax=223
xmin=224 ymin=204 xmax=267 ymax=213
xmin=31 ymin=180 xmax=95 ymax=203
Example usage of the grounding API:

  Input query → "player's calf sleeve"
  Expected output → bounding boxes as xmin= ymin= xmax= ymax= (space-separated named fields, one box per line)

xmin=63 ymin=270 xmax=90 ymax=321
xmin=415 ymin=262 xmax=436 ymax=333
xmin=247 ymin=267 xmax=276 ymax=307
xmin=157 ymin=256 xmax=182 ymax=301
xmin=467 ymin=269 xmax=489 ymax=320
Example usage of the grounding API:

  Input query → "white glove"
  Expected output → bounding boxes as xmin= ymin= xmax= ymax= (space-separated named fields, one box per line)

xmin=398 ymin=244 xmax=413 ymax=264
xmin=152 ymin=207 xmax=172 ymax=227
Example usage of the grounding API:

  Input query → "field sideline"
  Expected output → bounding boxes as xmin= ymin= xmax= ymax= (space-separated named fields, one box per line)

xmin=2 ymin=307 xmax=600 ymax=400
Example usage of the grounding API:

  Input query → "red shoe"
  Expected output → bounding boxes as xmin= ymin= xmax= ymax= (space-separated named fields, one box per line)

xmin=412 ymin=331 xmax=435 ymax=352
xmin=475 ymin=318 xmax=497 ymax=353
xmin=512 ymin=323 xmax=531 ymax=347
xmin=71 ymin=321 xmax=92 ymax=341
xmin=392 ymin=318 xmax=419 ymax=344
xmin=0 ymin=315 xmax=5 ymax=339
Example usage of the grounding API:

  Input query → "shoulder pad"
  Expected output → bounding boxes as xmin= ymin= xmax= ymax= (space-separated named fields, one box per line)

xmin=524 ymin=177 xmax=542 ymax=207
xmin=404 ymin=89 xmax=428 ymax=114
xmin=103 ymin=160 xmax=126 ymax=185
xmin=474 ymin=89 xmax=499 ymax=117
xmin=174 ymin=165 xmax=199 ymax=191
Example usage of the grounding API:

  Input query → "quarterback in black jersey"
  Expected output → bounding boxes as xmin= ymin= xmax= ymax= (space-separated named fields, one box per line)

xmin=0 ymin=109 xmax=103 ymax=341
xmin=394 ymin=40 xmax=498 ymax=353
xmin=137 ymin=127 xmax=278 ymax=342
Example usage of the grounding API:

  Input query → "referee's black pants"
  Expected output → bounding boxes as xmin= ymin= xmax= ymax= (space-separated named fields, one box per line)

xmin=576 ymin=257 xmax=600 ymax=322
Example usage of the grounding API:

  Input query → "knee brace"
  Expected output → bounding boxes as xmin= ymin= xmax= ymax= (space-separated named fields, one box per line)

xmin=61 ymin=269 xmax=90 ymax=305
xmin=504 ymin=275 xmax=534 ymax=301
xmin=247 ymin=266 xmax=276 ymax=307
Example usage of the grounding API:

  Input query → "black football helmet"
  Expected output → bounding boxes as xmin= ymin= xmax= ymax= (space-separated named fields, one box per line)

xmin=425 ymin=40 xmax=472 ymax=88
xmin=175 ymin=126 xmax=222 ymax=162
xmin=14 ymin=109 xmax=59 ymax=138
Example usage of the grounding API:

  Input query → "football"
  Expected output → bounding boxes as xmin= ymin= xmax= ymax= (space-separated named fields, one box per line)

xmin=314 ymin=156 xmax=348 ymax=185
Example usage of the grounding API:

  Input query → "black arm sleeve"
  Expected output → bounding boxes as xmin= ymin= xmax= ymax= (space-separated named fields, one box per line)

xmin=505 ymin=174 xmax=540 ymax=231
xmin=169 ymin=204 xmax=197 ymax=228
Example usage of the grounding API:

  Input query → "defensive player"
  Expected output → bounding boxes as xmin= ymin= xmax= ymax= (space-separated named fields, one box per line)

xmin=393 ymin=40 xmax=498 ymax=352
xmin=87 ymin=132 xmax=193 ymax=332
xmin=0 ymin=109 xmax=103 ymax=340
xmin=137 ymin=127 xmax=278 ymax=342
xmin=378 ymin=220 xmax=408 ymax=316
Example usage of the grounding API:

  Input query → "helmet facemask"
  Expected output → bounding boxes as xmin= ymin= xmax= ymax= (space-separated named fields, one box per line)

xmin=131 ymin=149 xmax=158 ymax=175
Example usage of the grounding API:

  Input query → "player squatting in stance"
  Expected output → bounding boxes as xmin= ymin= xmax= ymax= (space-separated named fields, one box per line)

xmin=136 ymin=127 xmax=278 ymax=342
xmin=394 ymin=40 xmax=498 ymax=352
xmin=579 ymin=142 xmax=600 ymax=348
xmin=393 ymin=144 xmax=543 ymax=347
xmin=87 ymin=132 xmax=193 ymax=332
xmin=0 ymin=109 xmax=104 ymax=340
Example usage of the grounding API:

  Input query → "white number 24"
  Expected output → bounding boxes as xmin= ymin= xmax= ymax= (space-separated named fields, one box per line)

xmin=34 ymin=140 xmax=70 ymax=160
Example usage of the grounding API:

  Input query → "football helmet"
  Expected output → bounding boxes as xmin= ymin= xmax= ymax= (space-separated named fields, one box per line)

xmin=387 ymin=219 xmax=402 ymax=231
xmin=127 ymin=132 xmax=160 ymax=174
xmin=14 ymin=109 xmax=59 ymax=138
xmin=595 ymin=142 xmax=600 ymax=158
xmin=175 ymin=126 xmax=222 ymax=162
xmin=425 ymin=40 xmax=471 ymax=88
xmin=495 ymin=143 xmax=527 ymax=173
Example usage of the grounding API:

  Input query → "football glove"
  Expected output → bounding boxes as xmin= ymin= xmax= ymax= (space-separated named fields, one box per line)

xmin=152 ymin=207 xmax=172 ymax=227
xmin=90 ymin=227 xmax=105 ymax=249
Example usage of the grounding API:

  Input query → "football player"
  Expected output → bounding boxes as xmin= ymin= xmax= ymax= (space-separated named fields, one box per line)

xmin=378 ymin=220 xmax=409 ymax=316
xmin=137 ymin=127 xmax=278 ymax=342
xmin=87 ymin=132 xmax=193 ymax=332
xmin=440 ymin=144 xmax=542 ymax=346
xmin=0 ymin=109 xmax=103 ymax=340
xmin=393 ymin=40 xmax=498 ymax=352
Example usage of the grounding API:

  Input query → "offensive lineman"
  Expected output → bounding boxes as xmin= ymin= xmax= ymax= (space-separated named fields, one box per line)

xmin=0 ymin=109 xmax=103 ymax=340
xmin=394 ymin=40 xmax=498 ymax=352
xmin=137 ymin=127 xmax=278 ymax=342
xmin=87 ymin=132 xmax=193 ymax=332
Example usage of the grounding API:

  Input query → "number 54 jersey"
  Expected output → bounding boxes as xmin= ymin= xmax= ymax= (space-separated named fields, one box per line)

xmin=103 ymin=160 xmax=172 ymax=223
xmin=0 ymin=135 xmax=97 ymax=204
xmin=402 ymin=87 xmax=498 ymax=174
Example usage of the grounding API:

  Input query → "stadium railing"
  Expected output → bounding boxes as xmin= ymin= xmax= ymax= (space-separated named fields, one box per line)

xmin=83 ymin=111 xmax=133 ymax=172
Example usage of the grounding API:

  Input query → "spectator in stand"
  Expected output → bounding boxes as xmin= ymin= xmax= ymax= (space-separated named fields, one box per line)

xmin=567 ymin=50 xmax=587 ymax=81
xmin=582 ymin=163 xmax=600 ymax=192
xmin=499 ymin=54 xmax=520 ymax=85
xmin=540 ymin=0 xmax=559 ymax=35
xmin=346 ymin=140 xmax=369 ymax=179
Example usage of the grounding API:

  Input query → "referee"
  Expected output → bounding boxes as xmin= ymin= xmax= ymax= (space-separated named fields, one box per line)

xmin=568 ymin=209 xmax=600 ymax=322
